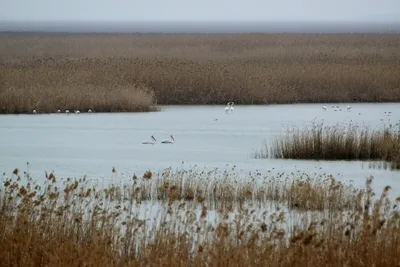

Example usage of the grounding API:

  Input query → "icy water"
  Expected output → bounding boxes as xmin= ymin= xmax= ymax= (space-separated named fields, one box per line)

xmin=0 ymin=103 xmax=399 ymax=195
xmin=2 ymin=21 xmax=400 ymax=34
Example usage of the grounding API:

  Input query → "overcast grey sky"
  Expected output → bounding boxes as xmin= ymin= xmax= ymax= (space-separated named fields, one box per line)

xmin=2 ymin=0 xmax=400 ymax=22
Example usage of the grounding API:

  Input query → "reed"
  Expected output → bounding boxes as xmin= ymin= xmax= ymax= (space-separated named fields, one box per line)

xmin=0 ymin=82 xmax=157 ymax=114
xmin=127 ymin=166 xmax=360 ymax=211
xmin=1 ymin=33 xmax=400 ymax=113
xmin=268 ymin=123 xmax=400 ymax=169
xmin=0 ymin=167 xmax=399 ymax=266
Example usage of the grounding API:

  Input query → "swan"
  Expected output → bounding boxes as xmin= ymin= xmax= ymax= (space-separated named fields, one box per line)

xmin=161 ymin=135 xmax=175 ymax=144
xmin=65 ymin=110 xmax=70 ymax=114
xmin=142 ymin=135 xmax=157 ymax=145
xmin=224 ymin=102 xmax=231 ymax=113
xmin=88 ymin=109 xmax=92 ymax=113
xmin=347 ymin=106 xmax=352 ymax=111
xmin=75 ymin=110 xmax=80 ymax=114
xmin=32 ymin=110 xmax=37 ymax=114
xmin=57 ymin=109 xmax=61 ymax=113
xmin=322 ymin=105 xmax=327 ymax=111
xmin=230 ymin=102 xmax=234 ymax=113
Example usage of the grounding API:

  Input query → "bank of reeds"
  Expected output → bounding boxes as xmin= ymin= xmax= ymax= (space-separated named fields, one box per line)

xmin=0 ymin=83 xmax=157 ymax=114
xmin=120 ymin=166 xmax=360 ymax=211
xmin=1 ymin=34 xmax=400 ymax=113
xmin=0 ymin=167 xmax=399 ymax=266
xmin=268 ymin=123 xmax=400 ymax=169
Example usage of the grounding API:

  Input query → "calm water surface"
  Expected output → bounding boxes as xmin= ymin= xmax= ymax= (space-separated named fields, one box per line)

xmin=1 ymin=103 xmax=399 ymax=194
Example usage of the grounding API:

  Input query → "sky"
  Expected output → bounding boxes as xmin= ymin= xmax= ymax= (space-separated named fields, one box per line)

xmin=1 ymin=0 xmax=400 ymax=22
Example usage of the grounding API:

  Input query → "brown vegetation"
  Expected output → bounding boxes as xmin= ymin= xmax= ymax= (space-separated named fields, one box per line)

xmin=130 ymin=166 xmax=359 ymax=211
xmin=267 ymin=123 xmax=400 ymax=169
xmin=0 ymin=83 xmax=157 ymax=114
xmin=1 ymin=34 xmax=400 ymax=113
xmin=0 ymin=167 xmax=399 ymax=266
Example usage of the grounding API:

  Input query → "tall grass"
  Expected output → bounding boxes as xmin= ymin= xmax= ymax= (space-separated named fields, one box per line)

xmin=268 ymin=123 xmax=400 ymax=169
xmin=0 ymin=167 xmax=399 ymax=266
xmin=1 ymin=34 xmax=400 ymax=113
xmin=0 ymin=83 xmax=157 ymax=114
xmin=126 ymin=166 xmax=360 ymax=211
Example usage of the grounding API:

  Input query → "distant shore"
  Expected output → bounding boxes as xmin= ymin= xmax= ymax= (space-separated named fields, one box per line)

xmin=1 ymin=33 xmax=399 ymax=114
xmin=1 ymin=20 xmax=400 ymax=34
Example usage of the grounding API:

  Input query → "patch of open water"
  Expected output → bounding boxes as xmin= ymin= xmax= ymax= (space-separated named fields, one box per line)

xmin=0 ymin=103 xmax=399 ymax=195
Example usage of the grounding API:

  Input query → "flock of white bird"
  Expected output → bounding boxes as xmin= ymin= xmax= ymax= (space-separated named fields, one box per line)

xmin=32 ymin=109 xmax=92 ymax=114
xmin=322 ymin=105 xmax=352 ymax=112
xmin=142 ymin=135 xmax=175 ymax=145
xmin=142 ymin=102 xmax=235 ymax=145
xmin=31 ymin=102 xmax=364 ymax=146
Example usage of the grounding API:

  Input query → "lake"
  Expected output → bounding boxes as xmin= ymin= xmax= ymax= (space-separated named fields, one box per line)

xmin=0 ymin=103 xmax=399 ymax=196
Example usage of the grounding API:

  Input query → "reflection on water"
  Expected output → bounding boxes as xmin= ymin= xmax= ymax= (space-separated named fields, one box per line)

xmin=0 ymin=103 xmax=399 ymax=194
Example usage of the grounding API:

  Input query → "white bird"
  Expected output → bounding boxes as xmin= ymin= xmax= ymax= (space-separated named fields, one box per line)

xmin=347 ymin=106 xmax=352 ymax=111
xmin=65 ymin=110 xmax=70 ymax=114
xmin=229 ymin=102 xmax=234 ymax=113
xmin=32 ymin=110 xmax=37 ymax=114
xmin=75 ymin=110 xmax=80 ymax=114
xmin=88 ymin=109 xmax=92 ymax=113
xmin=57 ymin=109 xmax=61 ymax=113
xmin=142 ymin=135 xmax=157 ymax=145
xmin=224 ymin=102 xmax=231 ymax=113
xmin=161 ymin=135 xmax=175 ymax=144
xmin=322 ymin=105 xmax=327 ymax=111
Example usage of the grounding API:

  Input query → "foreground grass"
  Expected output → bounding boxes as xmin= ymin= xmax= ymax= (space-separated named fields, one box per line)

xmin=1 ymin=167 xmax=400 ymax=266
xmin=266 ymin=123 xmax=400 ymax=169
xmin=1 ymin=33 xmax=400 ymax=113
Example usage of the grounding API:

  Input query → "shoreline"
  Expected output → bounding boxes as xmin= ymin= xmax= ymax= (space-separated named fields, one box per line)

xmin=1 ymin=102 xmax=400 ymax=115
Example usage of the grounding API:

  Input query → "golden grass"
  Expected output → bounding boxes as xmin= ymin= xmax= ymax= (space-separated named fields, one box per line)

xmin=0 ymin=167 xmax=399 ymax=266
xmin=268 ymin=123 xmax=400 ymax=169
xmin=0 ymin=82 xmax=157 ymax=114
xmin=1 ymin=33 xmax=400 ymax=113
xmin=126 ymin=166 xmax=360 ymax=211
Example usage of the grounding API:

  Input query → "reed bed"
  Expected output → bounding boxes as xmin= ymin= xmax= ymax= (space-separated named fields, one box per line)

xmin=1 ymin=34 xmax=400 ymax=113
xmin=0 ymin=167 xmax=399 ymax=266
xmin=116 ymin=166 xmax=361 ymax=212
xmin=0 ymin=82 xmax=157 ymax=114
xmin=267 ymin=123 xmax=400 ymax=169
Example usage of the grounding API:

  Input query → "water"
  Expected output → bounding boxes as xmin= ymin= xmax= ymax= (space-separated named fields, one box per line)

xmin=1 ymin=21 xmax=400 ymax=34
xmin=0 ymin=103 xmax=399 ymax=195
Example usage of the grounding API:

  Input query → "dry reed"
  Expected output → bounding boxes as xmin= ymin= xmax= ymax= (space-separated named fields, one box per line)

xmin=125 ymin=166 xmax=360 ymax=211
xmin=0 ymin=167 xmax=399 ymax=266
xmin=1 ymin=33 xmax=400 ymax=113
xmin=0 ymin=82 xmax=157 ymax=114
xmin=268 ymin=122 xmax=400 ymax=169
